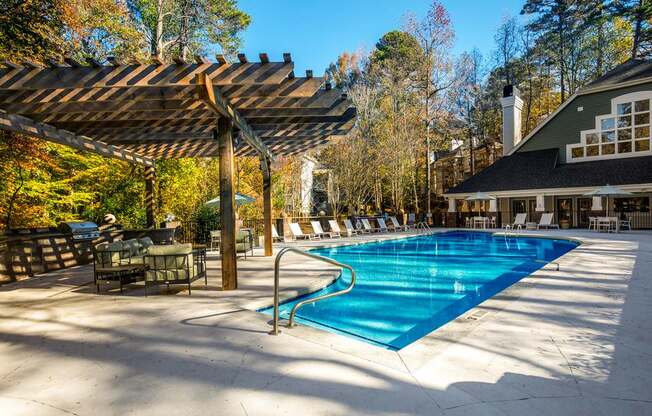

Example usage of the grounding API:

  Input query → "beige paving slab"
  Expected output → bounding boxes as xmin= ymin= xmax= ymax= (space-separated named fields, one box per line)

xmin=0 ymin=229 xmax=650 ymax=415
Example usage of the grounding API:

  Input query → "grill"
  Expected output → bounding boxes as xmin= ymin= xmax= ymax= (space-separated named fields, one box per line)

xmin=58 ymin=221 xmax=100 ymax=241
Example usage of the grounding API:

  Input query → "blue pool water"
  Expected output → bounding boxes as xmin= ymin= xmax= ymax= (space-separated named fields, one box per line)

xmin=262 ymin=231 xmax=578 ymax=350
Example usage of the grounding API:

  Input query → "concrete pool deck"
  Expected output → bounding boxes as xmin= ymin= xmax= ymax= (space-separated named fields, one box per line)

xmin=0 ymin=229 xmax=650 ymax=415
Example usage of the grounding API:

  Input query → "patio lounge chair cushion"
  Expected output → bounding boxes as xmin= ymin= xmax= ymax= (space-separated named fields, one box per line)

xmin=123 ymin=239 xmax=143 ymax=257
xmin=138 ymin=237 xmax=154 ymax=252
xmin=236 ymin=230 xmax=252 ymax=252
xmin=144 ymin=243 xmax=195 ymax=282
xmin=94 ymin=241 xmax=124 ymax=267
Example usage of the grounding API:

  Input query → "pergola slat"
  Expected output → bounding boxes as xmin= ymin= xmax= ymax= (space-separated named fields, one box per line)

xmin=220 ymin=77 xmax=323 ymax=98
xmin=0 ymin=62 xmax=293 ymax=91
xmin=0 ymin=111 xmax=154 ymax=166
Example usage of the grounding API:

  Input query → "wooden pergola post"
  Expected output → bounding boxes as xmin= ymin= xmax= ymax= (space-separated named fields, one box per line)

xmin=217 ymin=118 xmax=238 ymax=290
xmin=261 ymin=157 xmax=273 ymax=256
xmin=145 ymin=165 xmax=156 ymax=228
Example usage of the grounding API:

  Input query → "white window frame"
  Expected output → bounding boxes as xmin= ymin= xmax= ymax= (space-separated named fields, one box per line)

xmin=566 ymin=91 xmax=652 ymax=162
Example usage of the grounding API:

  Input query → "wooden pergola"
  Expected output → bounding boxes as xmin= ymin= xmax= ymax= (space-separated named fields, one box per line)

xmin=0 ymin=53 xmax=355 ymax=290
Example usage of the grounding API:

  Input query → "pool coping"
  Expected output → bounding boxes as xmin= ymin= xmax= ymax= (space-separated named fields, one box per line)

xmin=252 ymin=229 xmax=592 ymax=373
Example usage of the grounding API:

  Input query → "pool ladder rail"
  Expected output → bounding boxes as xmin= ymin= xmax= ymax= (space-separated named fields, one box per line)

xmin=415 ymin=222 xmax=432 ymax=234
xmin=269 ymin=247 xmax=356 ymax=336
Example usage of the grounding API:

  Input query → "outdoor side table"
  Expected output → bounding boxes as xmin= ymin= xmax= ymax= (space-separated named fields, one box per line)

xmin=94 ymin=264 xmax=147 ymax=294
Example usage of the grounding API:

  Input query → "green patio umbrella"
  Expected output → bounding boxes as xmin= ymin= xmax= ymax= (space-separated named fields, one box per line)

xmin=204 ymin=193 xmax=255 ymax=208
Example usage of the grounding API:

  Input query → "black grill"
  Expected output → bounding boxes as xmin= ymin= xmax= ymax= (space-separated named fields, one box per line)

xmin=58 ymin=221 xmax=100 ymax=240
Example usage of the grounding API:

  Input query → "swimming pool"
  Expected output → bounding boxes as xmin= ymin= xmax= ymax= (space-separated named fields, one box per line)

xmin=262 ymin=231 xmax=578 ymax=350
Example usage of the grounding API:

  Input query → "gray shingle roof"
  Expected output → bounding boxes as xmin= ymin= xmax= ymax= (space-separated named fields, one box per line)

xmin=446 ymin=149 xmax=652 ymax=194
xmin=583 ymin=59 xmax=652 ymax=91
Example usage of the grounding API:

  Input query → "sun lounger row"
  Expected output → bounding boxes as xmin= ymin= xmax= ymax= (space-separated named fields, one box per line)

xmin=504 ymin=212 xmax=560 ymax=230
xmin=277 ymin=216 xmax=412 ymax=241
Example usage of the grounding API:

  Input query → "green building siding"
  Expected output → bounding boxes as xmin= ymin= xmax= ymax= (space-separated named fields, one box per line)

xmin=517 ymin=81 xmax=652 ymax=161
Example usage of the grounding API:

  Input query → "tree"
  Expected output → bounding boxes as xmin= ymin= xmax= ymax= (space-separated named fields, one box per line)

xmin=127 ymin=0 xmax=251 ymax=61
xmin=405 ymin=1 xmax=455 ymax=216
xmin=609 ymin=0 xmax=652 ymax=59
xmin=494 ymin=16 xmax=520 ymax=85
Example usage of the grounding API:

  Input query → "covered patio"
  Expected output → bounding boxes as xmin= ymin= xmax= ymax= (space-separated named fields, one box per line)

xmin=0 ymin=54 xmax=355 ymax=288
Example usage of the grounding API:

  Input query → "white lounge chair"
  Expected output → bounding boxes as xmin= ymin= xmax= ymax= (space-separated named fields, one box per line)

xmin=289 ymin=222 xmax=319 ymax=240
xmin=377 ymin=218 xmax=394 ymax=232
xmin=327 ymin=220 xmax=343 ymax=238
xmin=388 ymin=216 xmax=407 ymax=231
xmin=343 ymin=219 xmax=359 ymax=236
xmin=537 ymin=213 xmax=559 ymax=229
xmin=310 ymin=221 xmax=332 ymax=238
xmin=361 ymin=218 xmax=380 ymax=233
xmin=504 ymin=213 xmax=527 ymax=230
xmin=272 ymin=224 xmax=284 ymax=242
xmin=407 ymin=213 xmax=416 ymax=229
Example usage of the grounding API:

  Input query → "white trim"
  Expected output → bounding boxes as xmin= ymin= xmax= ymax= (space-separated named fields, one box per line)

xmin=444 ymin=183 xmax=652 ymax=199
xmin=508 ymin=75 xmax=652 ymax=156
xmin=566 ymin=91 xmax=652 ymax=163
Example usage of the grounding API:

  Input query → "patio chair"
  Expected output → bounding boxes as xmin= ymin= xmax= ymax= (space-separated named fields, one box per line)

xmin=289 ymin=222 xmax=319 ymax=240
xmin=143 ymin=243 xmax=207 ymax=295
xmin=377 ymin=218 xmax=393 ymax=232
xmin=272 ymin=224 xmax=285 ymax=242
xmin=311 ymin=221 xmax=332 ymax=238
xmin=209 ymin=230 xmax=220 ymax=252
xmin=537 ymin=213 xmax=560 ymax=229
xmin=588 ymin=217 xmax=598 ymax=230
xmin=236 ymin=229 xmax=254 ymax=258
xmin=504 ymin=213 xmax=527 ymax=230
xmin=361 ymin=218 xmax=380 ymax=233
xmin=327 ymin=220 xmax=343 ymax=238
xmin=389 ymin=216 xmax=408 ymax=231
xmin=343 ymin=219 xmax=359 ymax=236
xmin=620 ymin=215 xmax=632 ymax=231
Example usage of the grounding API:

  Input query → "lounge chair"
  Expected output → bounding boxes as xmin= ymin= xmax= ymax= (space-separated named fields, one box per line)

xmin=377 ymin=218 xmax=394 ymax=232
xmin=407 ymin=213 xmax=416 ymax=229
xmin=389 ymin=216 xmax=408 ymax=231
xmin=311 ymin=221 xmax=332 ymax=238
xmin=236 ymin=229 xmax=254 ymax=258
xmin=361 ymin=218 xmax=381 ymax=233
xmin=537 ymin=213 xmax=560 ymax=229
xmin=343 ymin=219 xmax=359 ymax=236
xmin=272 ymin=224 xmax=285 ymax=242
xmin=504 ymin=213 xmax=527 ymax=230
xmin=327 ymin=220 xmax=343 ymax=238
xmin=209 ymin=230 xmax=220 ymax=252
xmin=289 ymin=222 xmax=319 ymax=240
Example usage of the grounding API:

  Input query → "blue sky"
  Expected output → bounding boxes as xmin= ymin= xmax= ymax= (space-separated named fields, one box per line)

xmin=238 ymin=0 xmax=526 ymax=75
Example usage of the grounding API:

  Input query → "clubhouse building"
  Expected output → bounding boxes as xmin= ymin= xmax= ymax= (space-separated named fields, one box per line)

xmin=444 ymin=59 xmax=652 ymax=229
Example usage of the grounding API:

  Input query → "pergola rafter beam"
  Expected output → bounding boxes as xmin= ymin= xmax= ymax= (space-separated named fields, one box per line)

xmin=0 ymin=61 xmax=293 ymax=91
xmin=0 ymin=111 xmax=154 ymax=166
xmin=196 ymin=72 xmax=272 ymax=160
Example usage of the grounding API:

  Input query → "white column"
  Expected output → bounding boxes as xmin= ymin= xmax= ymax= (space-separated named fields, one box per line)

xmin=536 ymin=195 xmax=545 ymax=212
xmin=591 ymin=196 xmax=603 ymax=210
xmin=489 ymin=199 xmax=497 ymax=212
xmin=448 ymin=198 xmax=456 ymax=213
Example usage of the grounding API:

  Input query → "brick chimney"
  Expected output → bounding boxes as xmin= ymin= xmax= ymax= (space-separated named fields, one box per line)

xmin=500 ymin=85 xmax=524 ymax=156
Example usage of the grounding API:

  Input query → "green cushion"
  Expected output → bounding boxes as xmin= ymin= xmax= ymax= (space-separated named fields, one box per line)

xmin=145 ymin=243 xmax=193 ymax=272
xmin=145 ymin=264 xmax=199 ymax=282
xmin=138 ymin=237 xmax=154 ymax=251
xmin=94 ymin=241 xmax=123 ymax=267
xmin=123 ymin=239 xmax=142 ymax=257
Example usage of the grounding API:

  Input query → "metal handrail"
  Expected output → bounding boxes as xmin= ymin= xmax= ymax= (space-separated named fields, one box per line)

xmin=269 ymin=246 xmax=356 ymax=335
xmin=415 ymin=222 xmax=431 ymax=233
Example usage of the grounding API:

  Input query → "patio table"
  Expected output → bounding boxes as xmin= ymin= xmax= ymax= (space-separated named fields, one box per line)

xmin=597 ymin=217 xmax=619 ymax=233
xmin=94 ymin=264 xmax=147 ymax=294
xmin=473 ymin=217 xmax=489 ymax=229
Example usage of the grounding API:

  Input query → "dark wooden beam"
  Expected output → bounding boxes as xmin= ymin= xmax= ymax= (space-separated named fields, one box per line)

xmin=145 ymin=166 xmax=156 ymax=228
xmin=0 ymin=111 xmax=154 ymax=166
xmin=0 ymin=62 xmax=293 ymax=91
xmin=261 ymin=157 xmax=273 ymax=256
xmin=230 ymin=89 xmax=343 ymax=110
xmin=5 ymin=99 xmax=207 ymax=115
xmin=217 ymin=119 xmax=238 ymax=290
xmin=220 ymin=77 xmax=323 ymax=99
xmin=237 ymin=98 xmax=351 ymax=118
xmin=196 ymin=72 xmax=272 ymax=160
